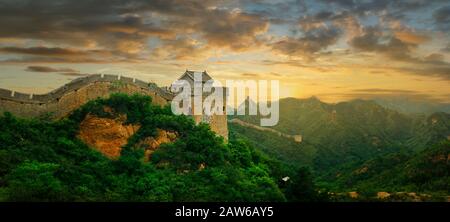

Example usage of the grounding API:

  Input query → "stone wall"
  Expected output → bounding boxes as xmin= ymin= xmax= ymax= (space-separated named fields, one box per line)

xmin=0 ymin=74 xmax=228 ymax=140
xmin=229 ymin=118 xmax=300 ymax=143
xmin=0 ymin=74 xmax=172 ymax=118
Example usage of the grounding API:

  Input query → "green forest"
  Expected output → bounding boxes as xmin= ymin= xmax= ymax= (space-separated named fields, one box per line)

xmin=0 ymin=94 xmax=325 ymax=202
xmin=0 ymin=94 xmax=448 ymax=201
xmin=230 ymin=97 xmax=449 ymax=201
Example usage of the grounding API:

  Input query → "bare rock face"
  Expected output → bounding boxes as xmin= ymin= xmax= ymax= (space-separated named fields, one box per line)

xmin=78 ymin=113 xmax=141 ymax=159
xmin=137 ymin=129 xmax=177 ymax=161
xmin=77 ymin=107 xmax=177 ymax=160
xmin=377 ymin=192 xmax=391 ymax=199
xmin=348 ymin=191 xmax=359 ymax=199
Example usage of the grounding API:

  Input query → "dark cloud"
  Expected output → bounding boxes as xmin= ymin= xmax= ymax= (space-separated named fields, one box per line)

xmin=272 ymin=26 xmax=341 ymax=58
xmin=433 ymin=6 xmax=450 ymax=24
xmin=25 ymin=66 xmax=78 ymax=73
xmin=0 ymin=46 xmax=117 ymax=63
xmin=433 ymin=6 xmax=450 ymax=31
xmin=0 ymin=0 xmax=448 ymax=87
xmin=0 ymin=0 xmax=269 ymax=63
xmin=349 ymin=26 xmax=450 ymax=80
xmin=24 ymin=65 xmax=89 ymax=77
xmin=318 ymin=0 xmax=437 ymax=16
xmin=195 ymin=10 xmax=269 ymax=51
xmin=349 ymin=26 xmax=415 ymax=61
xmin=319 ymin=0 xmax=355 ymax=7
xmin=152 ymin=37 xmax=209 ymax=60
xmin=0 ymin=47 xmax=99 ymax=56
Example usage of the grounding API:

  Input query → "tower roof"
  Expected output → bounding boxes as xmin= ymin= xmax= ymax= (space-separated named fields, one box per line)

xmin=178 ymin=70 xmax=212 ymax=83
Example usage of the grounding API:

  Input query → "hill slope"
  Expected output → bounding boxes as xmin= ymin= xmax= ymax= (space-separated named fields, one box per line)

xmin=0 ymin=93 xmax=324 ymax=202
xmin=319 ymin=141 xmax=449 ymax=199
xmin=233 ymin=97 xmax=449 ymax=170
xmin=230 ymin=97 xmax=449 ymax=198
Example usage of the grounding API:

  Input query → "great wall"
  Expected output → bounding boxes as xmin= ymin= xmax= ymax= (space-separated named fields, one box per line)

xmin=0 ymin=73 xmax=228 ymax=140
xmin=229 ymin=118 xmax=302 ymax=143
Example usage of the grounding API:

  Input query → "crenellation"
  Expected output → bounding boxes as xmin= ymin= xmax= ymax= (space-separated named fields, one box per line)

xmin=102 ymin=74 xmax=119 ymax=81
xmin=0 ymin=73 xmax=228 ymax=140
xmin=0 ymin=74 xmax=164 ymax=105
xmin=120 ymin=76 xmax=134 ymax=84
xmin=33 ymin=94 xmax=50 ymax=102
xmin=134 ymin=79 xmax=148 ymax=88
xmin=0 ymin=88 xmax=12 ymax=99
xmin=13 ymin=91 xmax=32 ymax=102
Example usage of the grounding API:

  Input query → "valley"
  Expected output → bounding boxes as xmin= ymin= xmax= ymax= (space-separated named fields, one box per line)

xmin=229 ymin=97 xmax=450 ymax=201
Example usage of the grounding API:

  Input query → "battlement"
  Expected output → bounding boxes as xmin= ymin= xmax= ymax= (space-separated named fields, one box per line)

xmin=0 ymin=74 xmax=174 ymax=104
xmin=0 ymin=73 xmax=228 ymax=140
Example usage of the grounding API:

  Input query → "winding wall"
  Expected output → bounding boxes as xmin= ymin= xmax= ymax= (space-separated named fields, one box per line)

xmin=0 ymin=74 xmax=173 ymax=118
xmin=0 ymin=74 xmax=228 ymax=140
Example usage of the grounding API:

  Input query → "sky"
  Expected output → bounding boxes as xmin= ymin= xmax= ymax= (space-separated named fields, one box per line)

xmin=0 ymin=0 xmax=449 ymax=103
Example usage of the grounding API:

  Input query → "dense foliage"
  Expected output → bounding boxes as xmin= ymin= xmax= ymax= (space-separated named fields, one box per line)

xmin=318 ymin=141 xmax=449 ymax=199
xmin=230 ymin=97 xmax=450 ymax=199
xmin=0 ymin=93 xmax=323 ymax=202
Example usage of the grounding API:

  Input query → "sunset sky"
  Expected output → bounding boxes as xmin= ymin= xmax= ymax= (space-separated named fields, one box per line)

xmin=0 ymin=0 xmax=449 ymax=103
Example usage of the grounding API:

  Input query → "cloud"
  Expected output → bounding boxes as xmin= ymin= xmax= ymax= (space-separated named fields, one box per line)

xmin=433 ymin=6 xmax=450 ymax=24
xmin=0 ymin=47 xmax=89 ymax=56
xmin=433 ymin=6 xmax=450 ymax=31
xmin=318 ymin=0 xmax=355 ymax=7
xmin=348 ymin=26 xmax=450 ymax=80
xmin=25 ymin=66 xmax=78 ymax=73
xmin=0 ymin=0 xmax=270 ymax=64
xmin=425 ymin=53 xmax=445 ymax=62
xmin=24 ymin=65 xmax=89 ymax=77
xmin=441 ymin=43 xmax=450 ymax=53
xmin=196 ymin=10 xmax=269 ymax=51
xmin=394 ymin=30 xmax=430 ymax=45
xmin=0 ymin=46 xmax=119 ymax=63
xmin=0 ymin=0 xmax=448 ymax=88
xmin=272 ymin=26 xmax=341 ymax=58
xmin=349 ymin=26 xmax=416 ymax=61
xmin=318 ymin=0 xmax=436 ymax=16
xmin=240 ymin=72 xmax=282 ymax=78
xmin=152 ymin=36 xmax=210 ymax=60
xmin=241 ymin=73 xmax=260 ymax=77
xmin=352 ymin=88 xmax=418 ymax=94
xmin=397 ymin=66 xmax=450 ymax=80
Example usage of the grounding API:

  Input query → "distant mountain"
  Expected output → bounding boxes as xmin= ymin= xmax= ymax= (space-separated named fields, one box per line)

xmin=230 ymin=96 xmax=450 ymax=174
xmin=373 ymin=97 xmax=450 ymax=115
xmin=229 ymin=97 xmax=450 ymax=198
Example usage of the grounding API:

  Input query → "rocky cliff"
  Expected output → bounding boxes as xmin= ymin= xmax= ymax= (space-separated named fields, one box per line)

xmin=77 ymin=109 xmax=177 ymax=160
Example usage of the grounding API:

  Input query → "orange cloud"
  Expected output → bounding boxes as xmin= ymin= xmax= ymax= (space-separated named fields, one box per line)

xmin=394 ymin=31 xmax=430 ymax=45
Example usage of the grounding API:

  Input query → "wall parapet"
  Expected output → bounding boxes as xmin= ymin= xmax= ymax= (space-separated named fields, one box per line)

xmin=0 ymin=74 xmax=174 ymax=104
